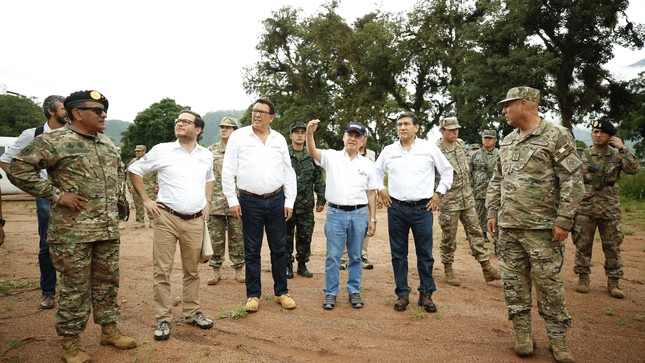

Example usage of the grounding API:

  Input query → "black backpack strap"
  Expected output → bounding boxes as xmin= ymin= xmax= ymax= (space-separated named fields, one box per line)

xmin=34 ymin=125 xmax=45 ymax=137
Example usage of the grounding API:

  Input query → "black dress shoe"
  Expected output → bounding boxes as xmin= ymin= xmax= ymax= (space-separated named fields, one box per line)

xmin=286 ymin=263 xmax=294 ymax=279
xmin=393 ymin=295 xmax=409 ymax=311
xmin=418 ymin=293 xmax=437 ymax=312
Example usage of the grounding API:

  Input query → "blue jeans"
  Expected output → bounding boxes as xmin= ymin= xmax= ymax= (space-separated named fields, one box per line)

xmin=239 ymin=191 xmax=288 ymax=298
xmin=323 ymin=206 xmax=368 ymax=296
xmin=388 ymin=200 xmax=436 ymax=296
xmin=37 ymin=198 xmax=56 ymax=296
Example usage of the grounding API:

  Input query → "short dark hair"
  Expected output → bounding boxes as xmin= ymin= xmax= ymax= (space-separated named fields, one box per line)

xmin=178 ymin=109 xmax=205 ymax=130
xmin=43 ymin=95 xmax=65 ymax=119
xmin=255 ymin=98 xmax=275 ymax=115
xmin=397 ymin=112 xmax=419 ymax=125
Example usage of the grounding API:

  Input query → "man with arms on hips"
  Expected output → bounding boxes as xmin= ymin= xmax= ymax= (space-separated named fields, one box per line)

xmin=0 ymin=95 xmax=69 ymax=310
xmin=9 ymin=90 xmax=136 ymax=363
xmin=469 ymin=129 xmax=499 ymax=252
xmin=572 ymin=118 xmax=640 ymax=298
xmin=222 ymin=98 xmax=297 ymax=313
xmin=206 ymin=116 xmax=245 ymax=285
xmin=306 ymin=120 xmax=378 ymax=310
xmin=128 ymin=110 xmax=215 ymax=341
xmin=286 ymin=121 xmax=326 ymax=279
xmin=436 ymin=117 xmax=500 ymax=286
xmin=487 ymin=86 xmax=584 ymax=363
xmin=375 ymin=112 xmax=453 ymax=313
xmin=126 ymin=145 xmax=158 ymax=228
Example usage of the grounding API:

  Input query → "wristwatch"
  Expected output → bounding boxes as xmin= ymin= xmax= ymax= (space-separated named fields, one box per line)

xmin=0 ymin=219 xmax=5 ymax=227
xmin=435 ymin=191 xmax=444 ymax=198
xmin=370 ymin=218 xmax=377 ymax=223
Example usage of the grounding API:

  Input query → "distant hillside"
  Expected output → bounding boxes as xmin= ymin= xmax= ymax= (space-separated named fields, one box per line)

xmin=627 ymin=58 xmax=645 ymax=68
xmin=104 ymin=119 xmax=130 ymax=146
xmin=201 ymin=110 xmax=245 ymax=145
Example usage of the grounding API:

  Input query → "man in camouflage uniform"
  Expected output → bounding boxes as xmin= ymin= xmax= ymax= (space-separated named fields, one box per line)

xmin=286 ymin=121 xmax=326 ymax=278
xmin=469 ymin=129 xmax=499 ymax=250
xmin=8 ymin=90 xmax=136 ymax=363
xmin=436 ymin=117 xmax=500 ymax=287
xmin=487 ymin=87 xmax=584 ymax=363
xmin=207 ymin=117 xmax=245 ymax=285
xmin=127 ymin=145 xmax=158 ymax=228
xmin=572 ymin=118 xmax=640 ymax=298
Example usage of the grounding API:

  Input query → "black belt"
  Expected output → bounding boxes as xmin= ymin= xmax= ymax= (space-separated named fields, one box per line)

xmin=239 ymin=186 xmax=283 ymax=199
xmin=328 ymin=203 xmax=366 ymax=211
xmin=391 ymin=197 xmax=430 ymax=207
xmin=159 ymin=203 xmax=203 ymax=220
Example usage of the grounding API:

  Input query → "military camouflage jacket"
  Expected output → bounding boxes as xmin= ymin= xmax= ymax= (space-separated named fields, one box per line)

xmin=469 ymin=148 xmax=498 ymax=200
xmin=436 ymin=138 xmax=474 ymax=211
xmin=208 ymin=142 xmax=235 ymax=215
xmin=289 ymin=145 xmax=326 ymax=213
xmin=8 ymin=127 xmax=123 ymax=243
xmin=486 ymin=118 xmax=584 ymax=230
xmin=577 ymin=146 xmax=641 ymax=219
xmin=126 ymin=157 xmax=157 ymax=193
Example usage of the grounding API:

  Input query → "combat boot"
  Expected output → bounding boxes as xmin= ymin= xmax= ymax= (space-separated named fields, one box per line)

xmin=297 ymin=262 xmax=313 ymax=278
xmin=100 ymin=323 xmax=136 ymax=349
xmin=480 ymin=260 xmax=501 ymax=282
xmin=235 ymin=266 xmax=245 ymax=283
xmin=444 ymin=264 xmax=461 ymax=286
xmin=575 ymin=273 xmax=590 ymax=294
xmin=62 ymin=335 xmax=92 ymax=363
xmin=286 ymin=263 xmax=294 ymax=279
xmin=608 ymin=278 xmax=624 ymax=299
xmin=207 ymin=267 xmax=220 ymax=285
xmin=549 ymin=338 xmax=575 ymax=363
xmin=512 ymin=313 xmax=535 ymax=357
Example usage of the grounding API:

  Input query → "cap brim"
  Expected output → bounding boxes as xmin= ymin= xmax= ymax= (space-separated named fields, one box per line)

xmin=497 ymin=97 xmax=520 ymax=105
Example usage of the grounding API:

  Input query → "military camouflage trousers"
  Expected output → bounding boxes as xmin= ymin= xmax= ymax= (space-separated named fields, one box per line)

xmin=498 ymin=228 xmax=571 ymax=338
xmin=438 ymin=207 xmax=491 ymax=264
xmin=286 ymin=211 xmax=315 ymax=263
xmin=571 ymin=214 xmax=623 ymax=278
xmin=50 ymin=240 xmax=121 ymax=336
xmin=207 ymin=215 xmax=244 ymax=268
xmin=133 ymin=190 xmax=156 ymax=224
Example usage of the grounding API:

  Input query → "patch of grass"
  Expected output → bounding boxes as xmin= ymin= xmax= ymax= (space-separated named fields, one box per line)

xmin=623 ymin=228 xmax=635 ymax=236
xmin=384 ymin=296 xmax=393 ymax=307
xmin=227 ymin=304 xmax=249 ymax=319
xmin=615 ymin=317 xmax=634 ymax=328
xmin=263 ymin=291 xmax=274 ymax=303
xmin=635 ymin=314 xmax=644 ymax=322
xmin=409 ymin=306 xmax=427 ymax=320
xmin=5 ymin=301 xmax=15 ymax=311
xmin=0 ymin=278 xmax=38 ymax=296
xmin=9 ymin=337 xmax=24 ymax=348
xmin=604 ymin=307 xmax=615 ymax=316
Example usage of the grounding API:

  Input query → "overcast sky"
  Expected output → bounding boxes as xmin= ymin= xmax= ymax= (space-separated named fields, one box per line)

xmin=1 ymin=0 xmax=644 ymax=122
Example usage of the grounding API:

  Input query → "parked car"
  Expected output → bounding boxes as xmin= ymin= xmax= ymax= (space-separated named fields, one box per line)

xmin=0 ymin=136 xmax=23 ymax=195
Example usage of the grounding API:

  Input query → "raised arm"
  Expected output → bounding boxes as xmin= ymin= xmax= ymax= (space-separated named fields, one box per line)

xmin=306 ymin=119 xmax=322 ymax=164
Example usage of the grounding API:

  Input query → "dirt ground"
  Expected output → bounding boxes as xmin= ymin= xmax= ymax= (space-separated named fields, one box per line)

xmin=0 ymin=194 xmax=644 ymax=363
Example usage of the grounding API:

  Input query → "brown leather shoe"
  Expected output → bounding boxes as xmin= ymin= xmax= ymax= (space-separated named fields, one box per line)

xmin=393 ymin=295 xmax=409 ymax=311
xmin=418 ymin=293 xmax=437 ymax=313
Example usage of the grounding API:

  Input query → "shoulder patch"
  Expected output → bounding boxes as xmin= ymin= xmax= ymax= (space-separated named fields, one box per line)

xmin=560 ymin=152 xmax=582 ymax=173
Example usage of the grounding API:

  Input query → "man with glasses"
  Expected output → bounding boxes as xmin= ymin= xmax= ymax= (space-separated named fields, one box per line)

xmin=8 ymin=90 xmax=136 ymax=363
xmin=129 ymin=110 xmax=215 ymax=341
xmin=126 ymin=145 xmax=158 ymax=228
xmin=0 ymin=95 xmax=69 ymax=311
xmin=222 ymin=98 xmax=297 ymax=313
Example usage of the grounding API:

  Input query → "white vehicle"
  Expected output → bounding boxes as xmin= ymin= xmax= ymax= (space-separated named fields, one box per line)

xmin=0 ymin=136 xmax=23 ymax=195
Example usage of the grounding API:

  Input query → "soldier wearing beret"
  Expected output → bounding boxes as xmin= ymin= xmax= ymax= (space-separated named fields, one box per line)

xmin=486 ymin=86 xmax=584 ymax=362
xmin=469 ymin=129 xmax=499 ymax=253
xmin=206 ymin=117 xmax=245 ymax=285
xmin=127 ymin=145 xmax=158 ymax=228
xmin=572 ymin=118 xmax=640 ymax=298
xmin=8 ymin=90 xmax=136 ymax=363
xmin=435 ymin=117 xmax=501 ymax=287
xmin=286 ymin=121 xmax=326 ymax=279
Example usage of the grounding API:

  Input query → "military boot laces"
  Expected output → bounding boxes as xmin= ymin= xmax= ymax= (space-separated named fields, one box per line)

xmin=575 ymin=274 xmax=590 ymax=294
xmin=549 ymin=338 xmax=575 ymax=363
xmin=444 ymin=264 xmax=461 ymax=286
xmin=481 ymin=260 xmax=501 ymax=282
xmin=62 ymin=336 xmax=92 ymax=363
xmin=514 ymin=331 xmax=536 ymax=356
xmin=100 ymin=323 xmax=137 ymax=349
xmin=608 ymin=278 xmax=624 ymax=299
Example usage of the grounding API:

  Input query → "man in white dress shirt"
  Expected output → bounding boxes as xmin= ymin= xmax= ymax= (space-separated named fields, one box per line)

xmin=306 ymin=119 xmax=378 ymax=310
xmin=129 ymin=110 xmax=215 ymax=341
xmin=222 ymin=98 xmax=298 ymax=313
xmin=375 ymin=112 xmax=453 ymax=313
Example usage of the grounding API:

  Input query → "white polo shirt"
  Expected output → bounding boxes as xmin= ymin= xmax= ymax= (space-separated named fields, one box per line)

xmin=318 ymin=149 xmax=378 ymax=206
xmin=128 ymin=140 xmax=214 ymax=215
xmin=222 ymin=125 xmax=297 ymax=208
xmin=375 ymin=137 xmax=453 ymax=201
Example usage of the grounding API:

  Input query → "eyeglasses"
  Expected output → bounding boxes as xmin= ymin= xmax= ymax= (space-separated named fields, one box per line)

xmin=77 ymin=107 xmax=106 ymax=116
xmin=174 ymin=118 xmax=195 ymax=126
xmin=251 ymin=109 xmax=271 ymax=116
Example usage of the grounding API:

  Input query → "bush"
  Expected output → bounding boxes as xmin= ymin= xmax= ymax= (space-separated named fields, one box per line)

xmin=619 ymin=169 xmax=645 ymax=201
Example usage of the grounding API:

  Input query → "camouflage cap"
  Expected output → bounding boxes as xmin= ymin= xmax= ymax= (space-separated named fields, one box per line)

xmin=497 ymin=86 xmax=540 ymax=105
xmin=220 ymin=117 xmax=238 ymax=129
xmin=469 ymin=143 xmax=481 ymax=150
xmin=64 ymin=90 xmax=109 ymax=111
xmin=134 ymin=145 xmax=146 ymax=151
xmin=290 ymin=121 xmax=307 ymax=133
xmin=481 ymin=129 xmax=497 ymax=138
xmin=592 ymin=118 xmax=616 ymax=136
xmin=440 ymin=117 xmax=461 ymax=130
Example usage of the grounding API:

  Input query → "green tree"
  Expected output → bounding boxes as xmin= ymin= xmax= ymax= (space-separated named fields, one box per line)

xmin=611 ymin=72 xmax=645 ymax=157
xmin=120 ymin=98 xmax=188 ymax=162
xmin=0 ymin=95 xmax=43 ymax=136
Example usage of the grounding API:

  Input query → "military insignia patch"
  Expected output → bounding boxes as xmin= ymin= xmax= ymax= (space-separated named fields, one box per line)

xmin=90 ymin=90 xmax=102 ymax=100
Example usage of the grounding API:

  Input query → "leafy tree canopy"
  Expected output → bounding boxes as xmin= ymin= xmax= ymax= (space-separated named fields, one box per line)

xmin=0 ymin=95 xmax=43 ymax=136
